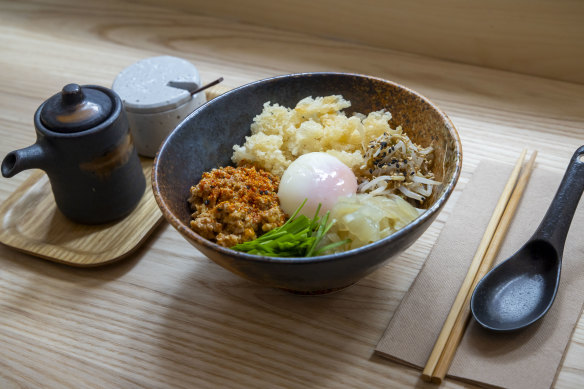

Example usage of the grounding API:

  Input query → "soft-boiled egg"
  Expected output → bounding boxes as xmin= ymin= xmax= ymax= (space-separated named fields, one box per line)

xmin=278 ymin=152 xmax=357 ymax=217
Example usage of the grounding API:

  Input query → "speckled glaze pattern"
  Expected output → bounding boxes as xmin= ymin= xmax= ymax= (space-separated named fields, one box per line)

xmin=153 ymin=72 xmax=462 ymax=293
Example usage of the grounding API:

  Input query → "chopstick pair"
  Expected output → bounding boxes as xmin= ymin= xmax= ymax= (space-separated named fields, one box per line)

xmin=421 ymin=148 xmax=538 ymax=384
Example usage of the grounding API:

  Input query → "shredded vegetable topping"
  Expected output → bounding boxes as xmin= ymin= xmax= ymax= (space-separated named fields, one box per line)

xmin=358 ymin=128 xmax=438 ymax=203
xmin=317 ymin=192 xmax=422 ymax=253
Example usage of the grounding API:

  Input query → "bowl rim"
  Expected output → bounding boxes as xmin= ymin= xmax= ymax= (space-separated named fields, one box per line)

xmin=152 ymin=71 xmax=462 ymax=264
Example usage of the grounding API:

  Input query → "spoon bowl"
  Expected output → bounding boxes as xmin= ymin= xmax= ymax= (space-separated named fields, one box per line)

xmin=471 ymin=240 xmax=560 ymax=331
xmin=471 ymin=146 xmax=584 ymax=331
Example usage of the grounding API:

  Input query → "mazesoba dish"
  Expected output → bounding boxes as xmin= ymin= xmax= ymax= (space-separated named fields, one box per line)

xmin=188 ymin=95 xmax=438 ymax=256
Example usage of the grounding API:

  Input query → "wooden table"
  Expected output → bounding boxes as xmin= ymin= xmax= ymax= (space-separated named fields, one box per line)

xmin=1 ymin=1 xmax=583 ymax=387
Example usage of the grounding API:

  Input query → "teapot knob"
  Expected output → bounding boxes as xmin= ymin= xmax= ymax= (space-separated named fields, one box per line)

xmin=61 ymin=83 xmax=85 ymax=105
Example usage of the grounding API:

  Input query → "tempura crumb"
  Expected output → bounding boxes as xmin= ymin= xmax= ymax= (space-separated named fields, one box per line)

xmin=231 ymin=95 xmax=393 ymax=177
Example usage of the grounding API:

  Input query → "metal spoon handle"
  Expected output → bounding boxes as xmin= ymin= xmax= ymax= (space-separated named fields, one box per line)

xmin=167 ymin=77 xmax=224 ymax=96
xmin=533 ymin=145 xmax=584 ymax=256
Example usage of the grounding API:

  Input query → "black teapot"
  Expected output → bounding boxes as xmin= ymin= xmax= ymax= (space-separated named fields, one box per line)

xmin=1 ymin=84 xmax=145 ymax=224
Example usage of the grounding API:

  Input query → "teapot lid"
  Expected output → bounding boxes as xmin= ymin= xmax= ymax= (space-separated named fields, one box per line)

xmin=40 ymin=84 xmax=113 ymax=133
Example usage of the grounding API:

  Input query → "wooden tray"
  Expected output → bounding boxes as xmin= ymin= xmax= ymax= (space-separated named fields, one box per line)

xmin=0 ymin=159 xmax=163 ymax=266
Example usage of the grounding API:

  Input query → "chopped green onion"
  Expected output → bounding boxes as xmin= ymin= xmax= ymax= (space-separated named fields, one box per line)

xmin=232 ymin=200 xmax=351 ymax=257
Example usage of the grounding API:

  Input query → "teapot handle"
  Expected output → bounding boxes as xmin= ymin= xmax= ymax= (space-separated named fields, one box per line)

xmin=1 ymin=142 xmax=49 ymax=178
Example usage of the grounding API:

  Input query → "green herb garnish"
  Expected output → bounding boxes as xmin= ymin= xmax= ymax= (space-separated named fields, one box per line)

xmin=232 ymin=199 xmax=350 ymax=257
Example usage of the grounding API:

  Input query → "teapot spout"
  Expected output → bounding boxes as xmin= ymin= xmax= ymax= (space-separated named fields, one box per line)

xmin=2 ymin=143 xmax=49 ymax=178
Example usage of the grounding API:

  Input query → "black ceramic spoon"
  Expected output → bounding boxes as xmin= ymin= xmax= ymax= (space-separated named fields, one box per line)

xmin=471 ymin=145 xmax=584 ymax=332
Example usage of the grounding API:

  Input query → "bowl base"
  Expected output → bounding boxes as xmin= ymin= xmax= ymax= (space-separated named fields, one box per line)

xmin=280 ymin=283 xmax=355 ymax=295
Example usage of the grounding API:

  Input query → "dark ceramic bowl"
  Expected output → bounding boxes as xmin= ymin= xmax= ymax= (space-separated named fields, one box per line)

xmin=152 ymin=72 xmax=462 ymax=293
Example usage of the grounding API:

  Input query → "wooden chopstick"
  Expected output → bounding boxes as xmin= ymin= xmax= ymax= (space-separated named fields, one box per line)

xmin=421 ymin=149 xmax=533 ymax=383
xmin=431 ymin=150 xmax=537 ymax=382
xmin=421 ymin=149 xmax=527 ymax=382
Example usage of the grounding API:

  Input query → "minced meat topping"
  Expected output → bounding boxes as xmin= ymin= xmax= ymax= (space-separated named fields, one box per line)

xmin=188 ymin=166 xmax=286 ymax=247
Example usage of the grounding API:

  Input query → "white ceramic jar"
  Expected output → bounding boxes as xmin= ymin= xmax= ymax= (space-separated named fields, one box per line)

xmin=113 ymin=56 xmax=206 ymax=157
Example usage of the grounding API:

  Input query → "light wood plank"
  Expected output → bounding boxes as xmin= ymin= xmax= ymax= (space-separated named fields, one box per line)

xmin=0 ymin=0 xmax=582 ymax=388
xmin=133 ymin=0 xmax=584 ymax=84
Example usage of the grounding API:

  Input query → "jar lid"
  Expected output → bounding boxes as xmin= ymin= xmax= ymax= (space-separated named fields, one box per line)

xmin=112 ymin=56 xmax=201 ymax=114
xmin=40 ymin=84 xmax=113 ymax=133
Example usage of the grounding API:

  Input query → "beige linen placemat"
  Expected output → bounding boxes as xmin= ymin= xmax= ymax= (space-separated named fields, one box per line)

xmin=376 ymin=160 xmax=584 ymax=389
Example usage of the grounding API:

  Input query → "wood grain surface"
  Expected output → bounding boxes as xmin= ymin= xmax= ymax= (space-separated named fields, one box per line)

xmin=0 ymin=0 xmax=583 ymax=388
xmin=137 ymin=0 xmax=584 ymax=84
